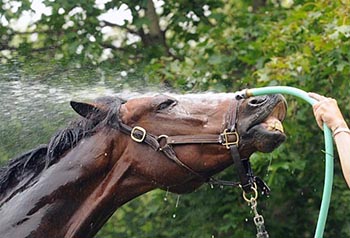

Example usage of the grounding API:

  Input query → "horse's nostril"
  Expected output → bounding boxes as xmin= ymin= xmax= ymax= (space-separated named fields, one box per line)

xmin=250 ymin=99 xmax=258 ymax=104
xmin=249 ymin=96 xmax=268 ymax=106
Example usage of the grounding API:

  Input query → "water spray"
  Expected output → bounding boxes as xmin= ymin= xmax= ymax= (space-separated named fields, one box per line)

xmin=235 ymin=86 xmax=333 ymax=238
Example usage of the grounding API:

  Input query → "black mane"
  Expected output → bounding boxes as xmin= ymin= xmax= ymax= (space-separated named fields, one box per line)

xmin=0 ymin=96 xmax=125 ymax=194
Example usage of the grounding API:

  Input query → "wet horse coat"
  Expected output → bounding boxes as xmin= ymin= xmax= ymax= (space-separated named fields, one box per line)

xmin=0 ymin=93 xmax=287 ymax=238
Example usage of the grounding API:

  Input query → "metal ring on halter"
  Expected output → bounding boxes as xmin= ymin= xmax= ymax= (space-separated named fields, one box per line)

xmin=242 ymin=182 xmax=258 ymax=203
xmin=157 ymin=135 xmax=169 ymax=151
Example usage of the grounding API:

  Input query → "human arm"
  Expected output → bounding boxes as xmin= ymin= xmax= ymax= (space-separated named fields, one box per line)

xmin=309 ymin=92 xmax=350 ymax=188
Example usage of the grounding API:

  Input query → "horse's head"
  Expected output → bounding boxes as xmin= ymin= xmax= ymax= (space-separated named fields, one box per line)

xmin=71 ymin=93 xmax=286 ymax=193
xmin=117 ymin=93 xmax=286 ymax=154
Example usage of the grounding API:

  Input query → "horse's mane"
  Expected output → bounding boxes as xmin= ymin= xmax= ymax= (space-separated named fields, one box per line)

xmin=0 ymin=96 xmax=125 ymax=194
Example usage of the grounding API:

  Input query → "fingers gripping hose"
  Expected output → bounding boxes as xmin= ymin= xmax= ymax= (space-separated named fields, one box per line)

xmin=235 ymin=86 xmax=334 ymax=238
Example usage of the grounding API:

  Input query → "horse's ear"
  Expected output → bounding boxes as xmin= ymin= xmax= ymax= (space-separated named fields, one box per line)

xmin=70 ymin=101 xmax=103 ymax=118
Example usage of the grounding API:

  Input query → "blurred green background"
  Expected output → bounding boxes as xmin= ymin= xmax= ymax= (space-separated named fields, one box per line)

xmin=1 ymin=0 xmax=350 ymax=237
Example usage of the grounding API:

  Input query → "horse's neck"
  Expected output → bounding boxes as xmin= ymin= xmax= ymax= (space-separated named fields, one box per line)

xmin=65 ymin=143 xmax=155 ymax=237
xmin=0 ymin=131 xmax=155 ymax=238
xmin=59 ymin=131 xmax=156 ymax=237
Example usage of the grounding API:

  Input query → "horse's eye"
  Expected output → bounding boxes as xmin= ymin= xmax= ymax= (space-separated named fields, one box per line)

xmin=156 ymin=99 xmax=177 ymax=111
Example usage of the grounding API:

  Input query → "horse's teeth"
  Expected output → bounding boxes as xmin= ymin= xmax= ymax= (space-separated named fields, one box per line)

xmin=267 ymin=121 xmax=284 ymax=133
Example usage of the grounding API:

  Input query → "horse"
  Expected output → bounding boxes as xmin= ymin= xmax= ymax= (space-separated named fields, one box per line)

xmin=0 ymin=92 xmax=287 ymax=238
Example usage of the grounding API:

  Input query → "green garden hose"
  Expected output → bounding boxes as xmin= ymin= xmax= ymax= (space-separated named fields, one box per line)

xmin=235 ymin=86 xmax=334 ymax=238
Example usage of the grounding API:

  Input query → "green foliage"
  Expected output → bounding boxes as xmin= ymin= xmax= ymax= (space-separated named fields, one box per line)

xmin=1 ymin=0 xmax=350 ymax=237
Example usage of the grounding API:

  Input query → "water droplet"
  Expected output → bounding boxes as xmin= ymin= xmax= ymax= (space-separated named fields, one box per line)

xmin=245 ymin=218 xmax=249 ymax=222
xmin=175 ymin=195 xmax=180 ymax=208
xmin=210 ymin=184 xmax=214 ymax=189
xmin=164 ymin=189 xmax=169 ymax=202
xmin=172 ymin=213 xmax=176 ymax=219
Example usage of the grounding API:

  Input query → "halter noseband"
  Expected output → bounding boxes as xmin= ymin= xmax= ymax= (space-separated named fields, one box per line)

xmin=113 ymin=98 xmax=270 ymax=195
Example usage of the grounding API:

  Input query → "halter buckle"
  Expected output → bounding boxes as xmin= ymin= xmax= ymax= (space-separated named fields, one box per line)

xmin=131 ymin=126 xmax=147 ymax=143
xmin=221 ymin=129 xmax=239 ymax=149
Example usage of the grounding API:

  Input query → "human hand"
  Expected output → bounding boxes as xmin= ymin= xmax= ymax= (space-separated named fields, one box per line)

xmin=308 ymin=92 xmax=347 ymax=131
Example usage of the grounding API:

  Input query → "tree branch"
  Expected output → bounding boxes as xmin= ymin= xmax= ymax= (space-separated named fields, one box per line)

xmin=101 ymin=20 xmax=139 ymax=35
xmin=0 ymin=42 xmax=61 ymax=52
xmin=100 ymin=42 xmax=144 ymax=60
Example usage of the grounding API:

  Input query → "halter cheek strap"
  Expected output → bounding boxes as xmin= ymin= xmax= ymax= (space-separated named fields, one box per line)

xmin=114 ymin=100 xmax=270 ymax=195
xmin=225 ymin=100 xmax=270 ymax=195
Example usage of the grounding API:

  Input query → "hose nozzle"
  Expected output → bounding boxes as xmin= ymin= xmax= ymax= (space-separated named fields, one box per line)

xmin=234 ymin=89 xmax=253 ymax=100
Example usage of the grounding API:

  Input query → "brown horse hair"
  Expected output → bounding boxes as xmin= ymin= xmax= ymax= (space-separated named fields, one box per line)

xmin=0 ymin=96 xmax=125 ymax=194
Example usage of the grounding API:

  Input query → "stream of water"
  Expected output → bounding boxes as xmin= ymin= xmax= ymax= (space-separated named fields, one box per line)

xmin=0 ymin=62 xmax=156 ymax=162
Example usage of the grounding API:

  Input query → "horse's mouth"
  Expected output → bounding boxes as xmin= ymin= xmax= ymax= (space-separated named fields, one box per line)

xmin=260 ymin=101 xmax=286 ymax=134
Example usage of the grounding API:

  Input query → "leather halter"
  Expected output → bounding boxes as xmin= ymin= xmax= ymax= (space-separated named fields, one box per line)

xmin=113 ymin=99 xmax=270 ymax=195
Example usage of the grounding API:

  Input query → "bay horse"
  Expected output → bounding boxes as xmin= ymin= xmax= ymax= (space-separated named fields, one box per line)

xmin=0 ymin=93 xmax=287 ymax=238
